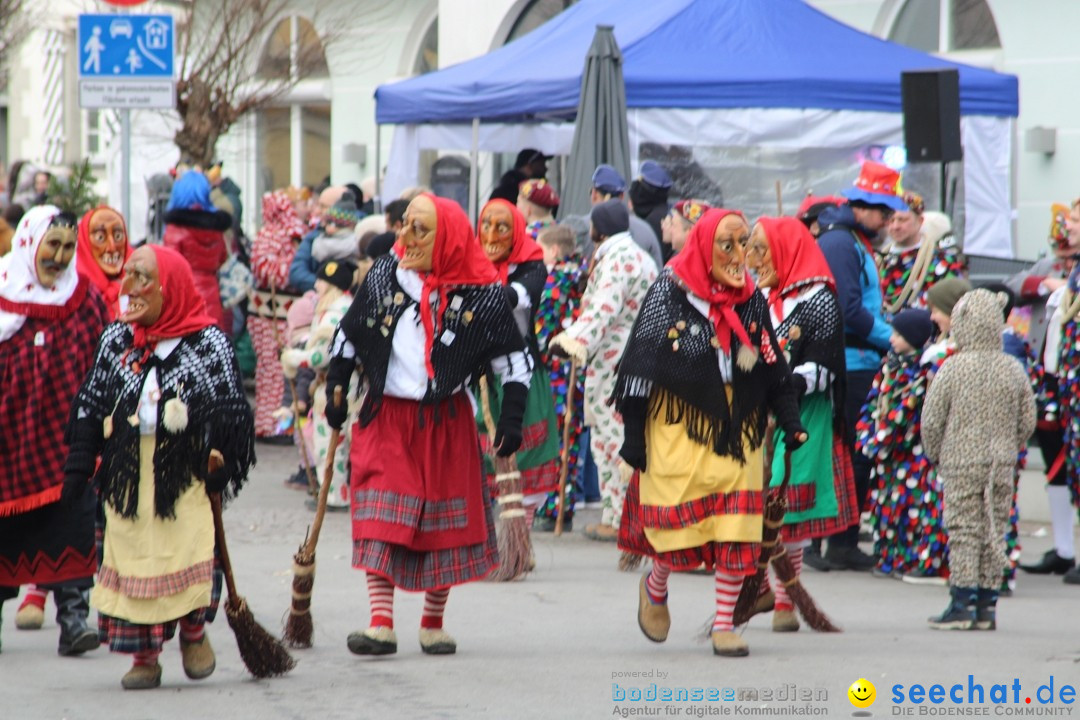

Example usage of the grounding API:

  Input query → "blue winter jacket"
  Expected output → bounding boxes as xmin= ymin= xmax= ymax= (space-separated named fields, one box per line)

xmin=288 ymin=228 xmax=320 ymax=293
xmin=817 ymin=205 xmax=892 ymax=372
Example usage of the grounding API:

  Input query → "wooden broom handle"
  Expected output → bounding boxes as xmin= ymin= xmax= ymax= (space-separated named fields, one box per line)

xmin=478 ymin=375 xmax=497 ymax=442
xmin=305 ymin=388 xmax=344 ymax=553
xmin=210 ymin=492 xmax=239 ymax=604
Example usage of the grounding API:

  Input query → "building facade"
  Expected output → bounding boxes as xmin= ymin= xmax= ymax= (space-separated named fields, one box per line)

xmin=1 ymin=0 xmax=1074 ymax=258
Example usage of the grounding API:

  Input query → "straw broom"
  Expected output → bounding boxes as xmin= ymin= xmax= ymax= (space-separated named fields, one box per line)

xmin=209 ymin=487 xmax=297 ymax=677
xmin=283 ymin=388 xmax=344 ymax=648
xmin=733 ymin=448 xmax=840 ymax=632
xmin=479 ymin=376 xmax=532 ymax=581
xmin=554 ymin=357 xmax=578 ymax=536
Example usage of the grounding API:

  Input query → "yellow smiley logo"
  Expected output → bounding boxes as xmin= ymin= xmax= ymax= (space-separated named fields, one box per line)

xmin=848 ymin=678 xmax=876 ymax=709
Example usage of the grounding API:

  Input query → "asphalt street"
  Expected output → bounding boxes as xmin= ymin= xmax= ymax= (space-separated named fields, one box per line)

xmin=4 ymin=443 xmax=1080 ymax=720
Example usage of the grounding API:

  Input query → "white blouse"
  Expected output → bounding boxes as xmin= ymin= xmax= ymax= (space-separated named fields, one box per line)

xmin=138 ymin=337 xmax=182 ymax=435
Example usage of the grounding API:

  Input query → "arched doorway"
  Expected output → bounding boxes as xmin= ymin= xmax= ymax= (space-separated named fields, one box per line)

xmin=887 ymin=0 xmax=1001 ymax=53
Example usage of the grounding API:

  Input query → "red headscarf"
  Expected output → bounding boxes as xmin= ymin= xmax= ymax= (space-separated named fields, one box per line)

xmin=127 ymin=245 xmax=217 ymax=367
xmin=252 ymin=190 xmax=306 ymax=290
xmin=76 ymin=205 xmax=131 ymax=321
xmin=755 ymin=216 xmax=836 ymax=315
xmin=395 ymin=194 xmax=499 ymax=378
xmin=668 ymin=208 xmax=755 ymax=355
xmin=477 ymin=198 xmax=544 ymax=284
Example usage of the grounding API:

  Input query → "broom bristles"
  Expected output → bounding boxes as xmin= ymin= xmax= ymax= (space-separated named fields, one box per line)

xmin=488 ymin=457 xmax=532 ymax=582
xmin=771 ymin=554 xmax=841 ymax=632
xmin=732 ymin=567 xmax=767 ymax=626
xmin=283 ymin=554 xmax=316 ymax=648
xmin=618 ymin=551 xmax=644 ymax=572
xmin=226 ymin=596 xmax=297 ymax=678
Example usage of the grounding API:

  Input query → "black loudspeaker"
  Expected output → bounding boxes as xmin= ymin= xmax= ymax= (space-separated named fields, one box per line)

xmin=901 ymin=69 xmax=963 ymax=163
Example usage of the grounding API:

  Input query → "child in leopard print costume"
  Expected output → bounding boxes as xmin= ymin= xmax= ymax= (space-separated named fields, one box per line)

xmin=922 ymin=288 xmax=1036 ymax=631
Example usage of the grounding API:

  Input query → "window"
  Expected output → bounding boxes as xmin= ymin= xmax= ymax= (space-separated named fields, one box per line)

xmin=86 ymin=110 xmax=101 ymax=157
xmin=413 ymin=19 xmax=438 ymax=75
xmin=256 ymin=16 xmax=329 ymax=81
xmin=888 ymin=0 xmax=1000 ymax=52
xmin=506 ymin=0 xmax=576 ymax=43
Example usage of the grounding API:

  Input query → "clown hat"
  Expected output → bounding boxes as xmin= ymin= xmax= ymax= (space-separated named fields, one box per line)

xmin=842 ymin=161 xmax=908 ymax=212
xmin=519 ymin=178 xmax=560 ymax=209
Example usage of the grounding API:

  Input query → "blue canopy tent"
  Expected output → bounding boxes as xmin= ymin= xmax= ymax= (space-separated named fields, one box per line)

xmin=377 ymin=0 xmax=1019 ymax=255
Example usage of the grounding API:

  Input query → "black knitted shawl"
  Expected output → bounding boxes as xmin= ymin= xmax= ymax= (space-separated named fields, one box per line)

xmin=67 ymin=323 xmax=255 ymax=519
xmin=613 ymin=271 xmax=800 ymax=463
xmin=338 ymin=254 xmax=527 ymax=427
xmin=772 ymin=280 xmax=848 ymax=436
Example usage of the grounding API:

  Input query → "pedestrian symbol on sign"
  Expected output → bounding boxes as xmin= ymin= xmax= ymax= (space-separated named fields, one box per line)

xmin=83 ymin=26 xmax=105 ymax=74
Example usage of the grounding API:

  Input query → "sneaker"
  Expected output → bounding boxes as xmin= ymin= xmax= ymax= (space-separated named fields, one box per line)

xmin=928 ymin=587 xmax=976 ymax=630
xmin=283 ymin=469 xmax=309 ymax=491
xmin=1063 ymin=566 xmax=1080 ymax=585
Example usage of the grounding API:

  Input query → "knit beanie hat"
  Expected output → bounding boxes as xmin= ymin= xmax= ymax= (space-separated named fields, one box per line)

xmin=591 ymin=199 xmax=629 ymax=238
xmin=317 ymin=259 xmax=357 ymax=291
xmin=926 ymin=277 xmax=973 ymax=317
xmin=892 ymin=308 xmax=934 ymax=350
xmin=324 ymin=191 xmax=361 ymax=228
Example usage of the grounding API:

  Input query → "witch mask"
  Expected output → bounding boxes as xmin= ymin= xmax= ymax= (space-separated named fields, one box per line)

xmin=399 ymin=195 xmax=437 ymax=272
xmin=711 ymin=213 xmax=749 ymax=288
xmin=88 ymin=207 xmax=127 ymax=279
xmin=480 ymin=203 xmax=515 ymax=264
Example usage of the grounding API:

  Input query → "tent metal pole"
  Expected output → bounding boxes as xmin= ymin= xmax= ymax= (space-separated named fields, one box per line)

xmin=375 ymin=121 xmax=382 ymax=213
xmin=469 ymin=117 xmax=480 ymax=222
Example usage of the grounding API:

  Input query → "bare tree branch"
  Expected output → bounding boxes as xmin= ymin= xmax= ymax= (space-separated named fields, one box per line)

xmin=172 ymin=0 xmax=342 ymax=166
xmin=0 ymin=0 xmax=35 ymax=93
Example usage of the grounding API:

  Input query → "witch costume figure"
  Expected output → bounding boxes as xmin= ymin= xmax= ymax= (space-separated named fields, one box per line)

xmin=75 ymin=204 xmax=131 ymax=321
xmin=613 ymin=208 xmax=805 ymax=658
xmin=743 ymin=216 xmax=858 ymax=632
xmin=325 ymin=194 xmax=529 ymax=657
xmin=0 ymin=206 xmax=108 ymax=656
xmin=64 ymin=244 xmax=255 ymax=690
xmin=474 ymin=198 xmax=560 ymax=506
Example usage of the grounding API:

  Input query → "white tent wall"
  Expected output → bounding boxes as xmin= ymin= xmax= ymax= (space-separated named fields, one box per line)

xmin=382 ymin=108 xmax=1012 ymax=259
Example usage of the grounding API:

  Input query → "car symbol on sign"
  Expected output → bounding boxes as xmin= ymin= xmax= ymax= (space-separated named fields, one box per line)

xmin=110 ymin=20 xmax=133 ymax=39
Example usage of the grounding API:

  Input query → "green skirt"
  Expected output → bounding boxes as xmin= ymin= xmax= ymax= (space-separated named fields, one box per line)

xmin=476 ymin=366 xmax=561 ymax=496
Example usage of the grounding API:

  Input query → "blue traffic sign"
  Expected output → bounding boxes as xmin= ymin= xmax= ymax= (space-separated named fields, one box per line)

xmin=78 ymin=14 xmax=174 ymax=79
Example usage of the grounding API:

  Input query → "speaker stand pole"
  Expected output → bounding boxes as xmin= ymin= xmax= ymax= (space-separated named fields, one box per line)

xmin=939 ymin=161 xmax=948 ymax=216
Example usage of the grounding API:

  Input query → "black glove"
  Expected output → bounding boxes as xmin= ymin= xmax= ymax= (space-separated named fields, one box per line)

xmin=783 ymin=423 xmax=809 ymax=451
xmin=788 ymin=372 xmax=808 ymax=398
xmin=324 ymin=357 xmax=354 ymax=431
xmin=494 ymin=382 xmax=528 ymax=457
xmin=60 ymin=473 xmax=90 ymax=507
xmin=503 ymin=285 xmax=520 ymax=309
xmin=618 ymin=396 xmax=648 ymax=471
xmin=62 ymin=418 xmax=101 ymax=506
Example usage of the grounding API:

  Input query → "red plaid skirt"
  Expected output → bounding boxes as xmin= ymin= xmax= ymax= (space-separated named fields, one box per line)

xmin=618 ymin=471 xmax=758 ymax=576
xmin=350 ymin=393 xmax=497 ymax=591
xmin=781 ymin=435 xmax=860 ymax=543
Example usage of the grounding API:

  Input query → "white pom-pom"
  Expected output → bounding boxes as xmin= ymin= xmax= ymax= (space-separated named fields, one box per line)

xmin=736 ymin=345 xmax=759 ymax=372
xmin=162 ymin=397 xmax=189 ymax=433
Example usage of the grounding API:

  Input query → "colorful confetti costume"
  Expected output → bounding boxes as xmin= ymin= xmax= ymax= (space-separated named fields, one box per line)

xmin=857 ymin=343 xmax=952 ymax=578
xmin=281 ymin=291 xmax=356 ymax=508
xmin=1057 ymin=264 xmax=1080 ymax=507
xmin=474 ymin=200 xmax=559 ymax=499
xmin=532 ymin=256 xmax=588 ymax=523
xmin=561 ymin=231 xmax=657 ymax=529
xmin=879 ymin=215 xmax=965 ymax=318
xmin=922 ymin=289 xmax=1036 ymax=595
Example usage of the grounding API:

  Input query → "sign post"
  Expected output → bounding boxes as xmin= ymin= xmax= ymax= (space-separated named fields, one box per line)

xmin=78 ymin=12 xmax=175 ymax=224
